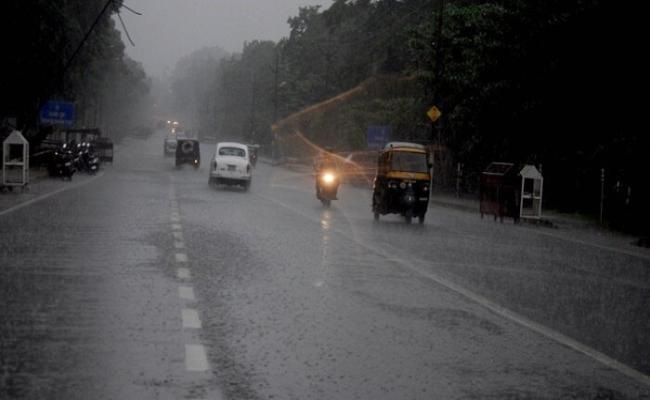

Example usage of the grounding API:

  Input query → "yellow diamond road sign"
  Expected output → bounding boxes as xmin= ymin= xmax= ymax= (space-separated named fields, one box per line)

xmin=427 ymin=106 xmax=441 ymax=122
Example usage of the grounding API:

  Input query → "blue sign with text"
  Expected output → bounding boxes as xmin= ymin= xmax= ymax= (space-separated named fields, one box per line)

xmin=367 ymin=126 xmax=390 ymax=149
xmin=39 ymin=100 xmax=75 ymax=126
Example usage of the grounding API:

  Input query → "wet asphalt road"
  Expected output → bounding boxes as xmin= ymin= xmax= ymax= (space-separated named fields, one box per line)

xmin=1 ymin=130 xmax=649 ymax=399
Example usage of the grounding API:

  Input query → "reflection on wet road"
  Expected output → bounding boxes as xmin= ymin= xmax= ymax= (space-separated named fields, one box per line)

xmin=1 ymin=131 xmax=649 ymax=399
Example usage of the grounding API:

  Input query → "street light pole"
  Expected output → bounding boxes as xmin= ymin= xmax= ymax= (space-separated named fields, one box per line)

xmin=433 ymin=0 xmax=445 ymax=148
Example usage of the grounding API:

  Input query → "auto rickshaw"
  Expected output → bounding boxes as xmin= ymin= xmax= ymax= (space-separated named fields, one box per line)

xmin=175 ymin=138 xmax=200 ymax=169
xmin=372 ymin=142 xmax=431 ymax=224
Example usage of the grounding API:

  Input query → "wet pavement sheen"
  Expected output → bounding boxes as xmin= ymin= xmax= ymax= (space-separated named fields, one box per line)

xmin=1 ymin=131 xmax=649 ymax=399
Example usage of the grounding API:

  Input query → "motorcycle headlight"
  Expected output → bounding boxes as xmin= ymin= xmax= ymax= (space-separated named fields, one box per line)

xmin=322 ymin=173 xmax=335 ymax=184
xmin=422 ymin=185 xmax=429 ymax=192
xmin=399 ymin=182 xmax=407 ymax=189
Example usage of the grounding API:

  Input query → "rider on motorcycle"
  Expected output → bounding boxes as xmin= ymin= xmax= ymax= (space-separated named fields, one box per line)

xmin=314 ymin=148 xmax=337 ymax=173
xmin=314 ymin=148 xmax=340 ymax=205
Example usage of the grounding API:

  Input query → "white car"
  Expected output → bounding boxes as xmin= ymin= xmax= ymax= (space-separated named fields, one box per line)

xmin=208 ymin=142 xmax=252 ymax=190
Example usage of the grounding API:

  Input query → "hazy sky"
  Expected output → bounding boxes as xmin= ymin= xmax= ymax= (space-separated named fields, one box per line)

xmin=116 ymin=0 xmax=328 ymax=77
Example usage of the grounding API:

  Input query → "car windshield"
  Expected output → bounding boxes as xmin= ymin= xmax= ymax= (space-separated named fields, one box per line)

xmin=218 ymin=147 xmax=246 ymax=157
xmin=390 ymin=151 xmax=428 ymax=173
xmin=4 ymin=2 xmax=646 ymax=400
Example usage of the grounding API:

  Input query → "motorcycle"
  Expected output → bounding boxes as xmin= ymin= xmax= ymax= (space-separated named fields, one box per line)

xmin=316 ymin=169 xmax=339 ymax=207
xmin=75 ymin=142 xmax=100 ymax=174
xmin=83 ymin=143 xmax=101 ymax=174
xmin=48 ymin=144 xmax=76 ymax=180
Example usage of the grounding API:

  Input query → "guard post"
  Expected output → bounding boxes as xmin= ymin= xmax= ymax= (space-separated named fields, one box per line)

xmin=2 ymin=130 xmax=30 ymax=191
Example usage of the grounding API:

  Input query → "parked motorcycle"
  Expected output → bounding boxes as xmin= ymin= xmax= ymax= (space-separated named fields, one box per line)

xmin=48 ymin=144 xmax=76 ymax=180
xmin=75 ymin=142 xmax=100 ymax=174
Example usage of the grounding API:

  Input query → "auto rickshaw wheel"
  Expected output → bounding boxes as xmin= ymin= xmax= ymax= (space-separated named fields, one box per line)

xmin=405 ymin=211 xmax=413 ymax=224
xmin=373 ymin=211 xmax=380 ymax=221
xmin=418 ymin=214 xmax=425 ymax=224
xmin=321 ymin=198 xmax=331 ymax=207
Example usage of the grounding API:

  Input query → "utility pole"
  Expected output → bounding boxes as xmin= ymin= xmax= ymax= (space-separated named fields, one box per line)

xmin=272 ymin=50 xmax=280 ymax=123
xmin=433 ymin=0 xmax=445 ymax=147
xmin=249 ymin=70 xmax=256 ymax=143
xmin=271 ymin=49 xmax=281 ymax=160
xmin=600 ymin=168 xmax=605 ymax=224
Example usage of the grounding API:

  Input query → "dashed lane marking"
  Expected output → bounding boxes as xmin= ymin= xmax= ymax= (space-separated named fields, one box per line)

xmin=175 ymin=253 xmax=188 ymax=263
xmin=177 ymin=268 xmax=191 ymax=280
xmin=179 ymin=286 xmax=195 ymax=301
xmin=182 ymin=308 xmax=202 ymax=329
xmin=172 ymin=231 xmax=184 ymax=240
xmin=174 ymin=241 xmax=185 ymax=249
xmin=171 ymin=223 xmax=183 ymax=231
xmin=185 ymin=344 xmax=209 ymax=372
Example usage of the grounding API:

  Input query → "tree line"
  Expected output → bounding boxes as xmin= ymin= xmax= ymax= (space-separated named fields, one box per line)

xmin=170 ymin=0 xmax=643 ymax=232
xmin=0 ymin=0 xmax=151 ymax=142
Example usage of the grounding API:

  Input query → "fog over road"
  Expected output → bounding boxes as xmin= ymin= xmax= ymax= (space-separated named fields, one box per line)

xmin=1 ymin=130 xmax=649 ymax=399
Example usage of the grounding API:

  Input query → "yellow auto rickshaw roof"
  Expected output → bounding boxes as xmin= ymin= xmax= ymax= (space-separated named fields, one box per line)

xmin=382 ymin=146 xmax=427 ymax=154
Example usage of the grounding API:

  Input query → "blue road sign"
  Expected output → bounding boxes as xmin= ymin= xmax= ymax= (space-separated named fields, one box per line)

xmin=367 ymin=126 xmax=390 ymax=149
xmin=39 ymin=101 xmax=75 ymax=126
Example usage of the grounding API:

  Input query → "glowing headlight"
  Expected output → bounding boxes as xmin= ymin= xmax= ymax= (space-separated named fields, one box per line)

xmin=322 ymin=173 xmax=336 ymax=184
xmin=400 ymin=182 xmax=407 ymax=189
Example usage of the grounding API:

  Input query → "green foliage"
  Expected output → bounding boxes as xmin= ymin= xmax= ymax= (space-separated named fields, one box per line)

xmin=167 ymin=0 xmax=644 ymax=225
xmin=0 ymin=0 xmax=150 ymax=140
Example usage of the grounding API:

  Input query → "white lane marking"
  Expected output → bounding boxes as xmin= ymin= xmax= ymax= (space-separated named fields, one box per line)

xmin=182 ymin=308 xmax=202 ymax=329
xmin=174 ymin=240 xmax=185 ymax=249
xmin=171 ymin=223 xmax=182 ymax=231
xmin=175 ymin=253 xmax=188 ymax=263
xmin=170 ymin=215 xmax=180 ymax=223
xmin=0 ymin=173 xmax=104 ymax=218
xmin=172 ymin=231 xmax=184 ymax=241
xmin=177 ymin=268 xmax=191 ymax=280
xmin=185 ymin=344 xmax=209 ymax=371
xmin=179 ymin=286 xmax=195 ymax=301
xmin=257 ymin=193 xmax=650 ymax=388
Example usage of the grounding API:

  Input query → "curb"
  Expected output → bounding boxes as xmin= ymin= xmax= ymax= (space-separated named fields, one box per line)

xmin=429 ymin=198 xmax=478 ymax=213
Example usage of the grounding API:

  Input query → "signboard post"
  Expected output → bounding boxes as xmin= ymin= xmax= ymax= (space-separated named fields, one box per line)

xmin=367 ymin=126 xmax=391 ymax=149
xmin=39 ymin=100 xmax=75 ymax=126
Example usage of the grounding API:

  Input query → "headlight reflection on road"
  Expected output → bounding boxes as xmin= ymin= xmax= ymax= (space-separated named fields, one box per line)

xmin=316 ymin=210 xmax=332 ymax=289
